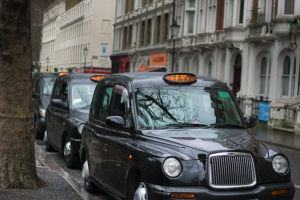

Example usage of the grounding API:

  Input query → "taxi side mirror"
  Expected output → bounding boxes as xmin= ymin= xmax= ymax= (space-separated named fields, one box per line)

xmin=106 ymin=116 xmax=125 ymax=129
xmin=51 ymin=99 xmax=68 ymax=109
xmin=244 ymin=116 xmax=256 ymax=129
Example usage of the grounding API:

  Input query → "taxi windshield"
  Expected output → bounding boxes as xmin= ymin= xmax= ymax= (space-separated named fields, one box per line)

xmin=136 ymin=87 xmax=243 ymax=130
xmin=43 ymin=77 xmax=56 ymax=95
xmin=71 ymin=84 xmax=96 ymax=108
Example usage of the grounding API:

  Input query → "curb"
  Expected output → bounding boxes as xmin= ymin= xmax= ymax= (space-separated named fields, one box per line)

xmin=34 ymin=144 xmax=92 ymax=200
xmin=254 ymin=137 xmax=300 ymax=152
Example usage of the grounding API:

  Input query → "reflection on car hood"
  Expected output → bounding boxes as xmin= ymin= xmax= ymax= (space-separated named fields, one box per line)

xmin=141 ymin=128 xmax=268 ymax=158
xmin=69 ymin=109 xmax=89 ymax=123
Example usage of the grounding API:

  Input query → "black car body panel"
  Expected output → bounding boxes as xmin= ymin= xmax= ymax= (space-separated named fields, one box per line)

xmin=46 ymin=74 xmax=104 ymax=167
xmin=32 ymin=72 xmax=59 ymax=138
xmin=80 ymin=72 xmax=295 ymax=200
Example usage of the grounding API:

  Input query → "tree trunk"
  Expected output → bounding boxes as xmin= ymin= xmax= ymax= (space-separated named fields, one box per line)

xmin=0 ymin=0 xmax=45 ymax=189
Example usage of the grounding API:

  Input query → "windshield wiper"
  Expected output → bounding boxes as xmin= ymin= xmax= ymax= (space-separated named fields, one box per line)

xmin=166 ymin=123 xmax=209 ymax=128
xmin=208 ymin=123 xmax=245 ymax=129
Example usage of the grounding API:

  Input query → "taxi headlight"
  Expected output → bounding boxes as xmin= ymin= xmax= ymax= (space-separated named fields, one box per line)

xmin=163 ymin=158 xmax=182 ymax=178
xmin=77 ymin=123 xmax=85 ymax=135
xmin=272 ymin=155 xmax=288 ymax=174
xmin=39 ymin=109 xmax=46 ymax=117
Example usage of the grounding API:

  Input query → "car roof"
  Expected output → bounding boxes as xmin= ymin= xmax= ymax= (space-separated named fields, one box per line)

xmin=108 ymin=72 xmax=227 ymax=89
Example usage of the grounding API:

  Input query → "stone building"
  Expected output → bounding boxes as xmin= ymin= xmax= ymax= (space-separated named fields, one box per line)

xmin=39 ymin=0 xmax=115 ymax=74
xmin=111 ymin=0 xmax=300 ymax=133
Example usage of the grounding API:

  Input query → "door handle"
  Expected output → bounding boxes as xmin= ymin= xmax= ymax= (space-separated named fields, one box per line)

xmin=103 ymin=144 xmax=108 ymax=152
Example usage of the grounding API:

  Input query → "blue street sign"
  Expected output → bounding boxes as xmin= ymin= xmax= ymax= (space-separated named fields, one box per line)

xmin=258 ymin=102 xmax=270 ymax=122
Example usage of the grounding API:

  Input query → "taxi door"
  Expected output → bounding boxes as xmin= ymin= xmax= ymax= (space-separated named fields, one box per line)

xmin=100 ymin=84 xmax=133 ymax=197
xmin=53 ymin=81 xmax=68 ymax=149
xmin=47 ymin=80 xmax=62 ymax=147
xmin=88 ymin=85 xmax=114 ymax=185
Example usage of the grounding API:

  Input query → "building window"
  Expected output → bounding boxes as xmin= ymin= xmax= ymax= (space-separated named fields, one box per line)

xmin=239 ymin=0 xmax=244 ymax=24
xmin=189 ymin=0 xmax=195 ymax=7
xmin=147 ymin=19 xmax=152 ymax=44
xmin=156 ymin=16 xmax=161 ymax=43
xmin=259 ymin=57 xmax=268 ymax=95
xmin=207 ymin=0 xmax=216 ymax=32
xmin=187 ymin=12 xmax=195 ymax=33
xmin=164 ymin=13 xmax=169 ymax=41
xmin=285 ymin=0 xmax=294 ymax=14
xmin=184 ymin=57 xmax=189 ymax=72
xmin=140 ymin=21 xmax=145 ymax=46
xmin=207 ymin=60 xmax=212 ymax=77
xmin=282 ymin=56 xmax=291 ymax=96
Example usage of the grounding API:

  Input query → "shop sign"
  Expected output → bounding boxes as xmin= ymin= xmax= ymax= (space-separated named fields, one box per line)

xmin=100 ymin=44 xmax=108 ymax=61
xmin=150 ymin=53 xmax=167 ymax=66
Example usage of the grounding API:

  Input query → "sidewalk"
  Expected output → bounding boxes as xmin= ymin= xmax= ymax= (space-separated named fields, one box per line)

xmin=249 ymin=124 xmax=300 ymax=151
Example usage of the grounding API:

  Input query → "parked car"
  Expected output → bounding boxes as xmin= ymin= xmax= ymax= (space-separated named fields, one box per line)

xmin=80 ymin=72 xmax=295 ymax=200
xmin=45 ymin=74 xmax=105 ymax=168
xmin=32 ymin=72 xmax=69 ymax=139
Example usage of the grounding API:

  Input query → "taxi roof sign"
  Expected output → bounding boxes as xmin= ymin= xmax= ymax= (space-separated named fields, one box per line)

xmin=59 ymin=72 xmax=69 ymax=76
xmin=163 ymin=73 xmax=197 ymax=84
xmin=90 ymin=75 xmax=106 ymax=82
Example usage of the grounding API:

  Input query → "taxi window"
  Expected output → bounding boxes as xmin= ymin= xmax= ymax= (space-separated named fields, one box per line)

xmin=71 ymin=84 xmax=96 ymax=108
xmin=43 ymin=77 xmax=56 ymax=96
xmin=111 ymin=85 xmax=129 ymax=121
xmin=53 ymin=81 xmax=62 ymax=99
xmin=60 ymin=83 xmax=68 ymax=103
xmin=136 ymin=87 xmax=242 ymax=130
xmin=98 ymin=86 xmax=113 ymax=122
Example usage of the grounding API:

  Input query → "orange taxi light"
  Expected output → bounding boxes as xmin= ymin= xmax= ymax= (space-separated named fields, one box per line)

xmin=170 ymin=193 xmax=196 ymax=199
xmin=90 ymin=75 xmax=106 ymax=82
xmin=59 ymin=72 xmax=69 ymax=76
xmin=272 ymin=189 xmax=289 ymax=196
xmin=164 ymin=73 xmax=197 ymax=84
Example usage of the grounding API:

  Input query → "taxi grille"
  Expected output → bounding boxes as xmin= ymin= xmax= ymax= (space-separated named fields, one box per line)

xmin=208 ymin=152 xmax=256 ymax=189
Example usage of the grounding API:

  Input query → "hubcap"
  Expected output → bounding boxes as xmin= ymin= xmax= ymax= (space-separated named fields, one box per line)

xmin=64 ymin=141 xmax=71 ymax=156
xmin=82 ymin=160 xmax=90 ymax=185
xmin=44 ymin=131 xmax=47 ymax=143
xmin=134 ymin=183 xmax=148 ymax=200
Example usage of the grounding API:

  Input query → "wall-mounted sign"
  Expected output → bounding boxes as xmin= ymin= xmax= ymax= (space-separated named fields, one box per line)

xmin=258 ymin=102 xmax=270 ymax=122
xmin=100 ymin=44 xmax=108 ymax=61
xmin=150 ymin=53 xmax=167 ymax=66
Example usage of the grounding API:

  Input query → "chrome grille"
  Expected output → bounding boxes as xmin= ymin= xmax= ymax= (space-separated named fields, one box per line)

xmin=208 ymin=152 xmax=256 ymax=189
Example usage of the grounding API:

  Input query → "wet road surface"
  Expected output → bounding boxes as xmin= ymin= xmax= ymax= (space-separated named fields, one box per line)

xmin=35 ymin=139 xmax=114 ymax=200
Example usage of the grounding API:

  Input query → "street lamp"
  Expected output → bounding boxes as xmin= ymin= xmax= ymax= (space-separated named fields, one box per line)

xmin=46 ymin=56 xmax=50 ymax=72
xmin=170 ymin=2 xmax=180 ymax=72
xmin=83 ymin=47 xmax=89 ymax=67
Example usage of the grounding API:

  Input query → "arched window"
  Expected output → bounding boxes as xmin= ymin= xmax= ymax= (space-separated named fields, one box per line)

xmin=259 ymin=57 xmax=267 ymax=94
xmin=207 ymin=60 xmax=212 ymax=77
xmin=175 ymin=62 xmax=179 ymax=72
xmin=282 ymin=56 xmax=291 ymax=96
xmin=193 ymin=57 xmax=199 ymax=74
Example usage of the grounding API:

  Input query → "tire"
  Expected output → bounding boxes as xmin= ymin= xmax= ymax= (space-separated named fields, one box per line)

xmin=127 ymin=175 xmax=148 ymax=200
xmin=34 ymin=117 xmax=43 ymax=139
xmin=82 ymin=158 xmax=98 ymax=193
xmin=44 ymin=130 xmax=54 ymax=152
xmin=64 ymin=136 xmax=79 ymax=169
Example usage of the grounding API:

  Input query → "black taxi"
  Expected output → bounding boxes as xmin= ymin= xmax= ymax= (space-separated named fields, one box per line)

xmin=45 ymin=74 xmax=105 ymax=168
xmin=80 ymin=72 xmax=295 ymax=199
xmin=32 ymin=72 xmax=69 ymax=139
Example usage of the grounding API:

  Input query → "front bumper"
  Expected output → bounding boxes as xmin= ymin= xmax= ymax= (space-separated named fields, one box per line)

xmin=146 ymin=182 xmax=295 ymax=200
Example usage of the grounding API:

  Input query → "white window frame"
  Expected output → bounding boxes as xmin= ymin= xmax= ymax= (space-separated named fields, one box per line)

xmin=207 ymin=0 xmax=217 ymax=32
xmin=184 ymin=0 xmax=197 ymax=35
xmin=259 ymin=56 xmax=271 ymax=97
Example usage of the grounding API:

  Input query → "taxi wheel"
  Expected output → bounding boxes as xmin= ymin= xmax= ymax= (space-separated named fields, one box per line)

xmin=44 ymin=130 xmax=54 ymax=152
xmin=82 ymin=158 xmax=98 ymax=193
xmin=34 ymin=118 xmax=42 ymax=139
xmin=134 ymin=182 xmax=148 ymax=200
xmin=64 ymin=136 xmax=79 ymax=169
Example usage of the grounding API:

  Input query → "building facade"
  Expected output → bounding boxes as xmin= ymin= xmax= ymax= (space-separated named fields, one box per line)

xmin=40 ymin=0 xmax=115 ymax=74
xmin=112 ymin=0 xmax=300 ymax=133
